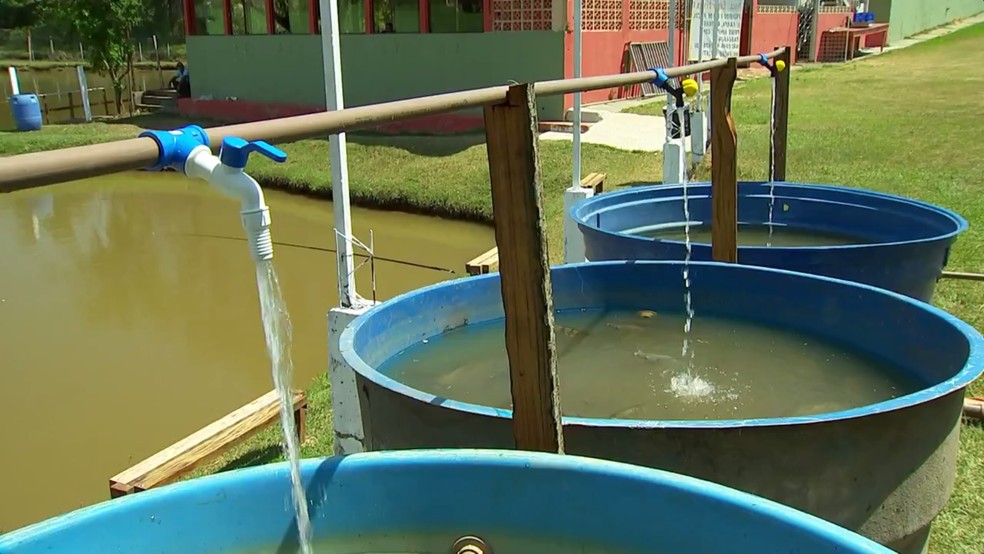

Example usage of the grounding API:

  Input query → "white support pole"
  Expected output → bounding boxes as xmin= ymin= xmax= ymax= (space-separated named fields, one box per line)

xmin=661 ymin=0 xmax=685 ymax=185
xmin=322 ymin=0 xmax=367 ymax=455
xmin=319 ymin=0 xmax=360 ymax=309
xmin=76 ymin=66 xmax=92 ymax=122
xmin=328 ymin=304 xmax=374 ymax=454
xmin=564 ymin=0 xmax=590 ymax=264
xmin=572 ymin=0 xmax=582 ymax=190
xmin=8 ymin=67 xmax=20 ymax=96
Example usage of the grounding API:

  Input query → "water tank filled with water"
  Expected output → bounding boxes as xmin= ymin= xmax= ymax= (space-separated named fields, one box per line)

xmin=9 ymin=94 xmax=42 ymax=132
xmin=340 ymin=261 xmax=984 ymax=553
xmin=571 ymin=181 xmax=967 ymax=301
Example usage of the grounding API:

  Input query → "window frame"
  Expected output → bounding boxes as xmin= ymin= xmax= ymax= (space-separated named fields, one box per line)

xmin=186 ymin=0 xmax=493 ymax=36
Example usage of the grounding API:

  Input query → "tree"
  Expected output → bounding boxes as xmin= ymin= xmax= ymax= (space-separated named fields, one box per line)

xmin=44 ymin=0 xmax=146 ymax=112
xmin=0 ymin=0 xmax=40 ymax=29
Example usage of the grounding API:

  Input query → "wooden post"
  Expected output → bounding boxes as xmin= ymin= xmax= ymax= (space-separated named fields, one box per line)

xmin=102 ymin=88 xmax=110 ymax=115
xmin=40 ymin=96 xmax=49 ymax=124
xmin=771 ymin=46 xmax=791 ymax=182
xmin=483 ymin=83 xmax=564 ymax=454
xmin=27 ymin=29 xmax=33 ymax=61
xmin=68 ymin=91 xmax=76 ymax=120
xmin=710 ymin=57 xmax=738 ymax=263
xmin=153 ymin=35 xmax=164 ymax=88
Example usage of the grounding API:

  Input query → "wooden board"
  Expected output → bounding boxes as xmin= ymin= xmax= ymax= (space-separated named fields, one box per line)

xmin=109 ymin=389 xmax=307 ymax=497
xmin=964 ymin=398 xmax=983 ymax=421
xmin=710 ymin=58 xmax=739 ymax=264
xmin=465 ymin=247 xmax=500 ymax=276
xmin=483 ymin=84 xmax=564 ymax=454
xmin=580 ymin=172 xmax=606 ymax=194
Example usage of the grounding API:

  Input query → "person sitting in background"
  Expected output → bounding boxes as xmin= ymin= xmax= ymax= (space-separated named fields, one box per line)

xmin=169 ymin=62 xmax=188 ymax=90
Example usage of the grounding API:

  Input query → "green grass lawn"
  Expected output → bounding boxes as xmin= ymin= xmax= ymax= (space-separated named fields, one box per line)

xmin=2 ymin=22 xmax=984 ymax=553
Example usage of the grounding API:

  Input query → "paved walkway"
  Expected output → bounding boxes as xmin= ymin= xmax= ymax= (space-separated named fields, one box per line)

xmin=540 ymin=13 xmax=983 ymax=153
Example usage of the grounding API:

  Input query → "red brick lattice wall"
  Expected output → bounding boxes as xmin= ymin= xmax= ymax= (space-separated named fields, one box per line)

xmin=757 ymin=4 xmax=796 ymax=14
xmin=628 ymin=0 xmax=684 ymax=31
xmin=583 ymin=0 xmax=623 ymax=30
xmin=491 ymin=0 xmax=553 ymax=30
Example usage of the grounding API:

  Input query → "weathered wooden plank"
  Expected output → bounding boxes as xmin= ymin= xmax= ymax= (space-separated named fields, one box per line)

xmin=580 ymin=172 xmax=606 ymax=194
xmin=483 ymin=83 xmax=564 ymax=453
xmin=465 ymin=247 xmax=500 ymax=276
xmin=109 ymin=389 xmax=307 ymax=498
xmin=710 ymin=57 xmax=739 ymax=264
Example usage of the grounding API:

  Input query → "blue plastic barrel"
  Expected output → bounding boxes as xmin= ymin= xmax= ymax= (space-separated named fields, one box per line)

xmin=9 ymin=94 xmax=42 ymax=132
xmin=0 ymin=450 xmax=892 ymax=553
xmin=571 ymin=181 xmax=967 ymax=301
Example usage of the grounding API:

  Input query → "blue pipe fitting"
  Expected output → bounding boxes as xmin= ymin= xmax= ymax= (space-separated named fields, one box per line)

xmin=219 ymin=137 xmax=287 ymax=169
xmin=757 ymin=53 xmax=770 ymax=68
xmin=651 ymin=67 xmax=671 ymax=90
xmin=139 ymin=125 xmax=211 ymax=173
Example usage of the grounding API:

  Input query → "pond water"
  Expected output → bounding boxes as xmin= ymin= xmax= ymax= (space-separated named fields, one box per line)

xmin=0 ymin=171 xmax=493 ymax=532
xmin=1 ymin=67 xmax=166 ymax=129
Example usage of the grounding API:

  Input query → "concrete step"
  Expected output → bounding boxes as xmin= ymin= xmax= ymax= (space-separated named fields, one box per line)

xmin=563 ymin=108 xmax=605 ymax=123
xmin=538 ymin=120 xmax=592 ymax=134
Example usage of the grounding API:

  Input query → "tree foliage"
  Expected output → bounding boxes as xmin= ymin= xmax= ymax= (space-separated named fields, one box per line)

xmin=0 ymin=0 xmax=41 ymax=28
xmin=43 ymin=0 xmax=146 ymax=110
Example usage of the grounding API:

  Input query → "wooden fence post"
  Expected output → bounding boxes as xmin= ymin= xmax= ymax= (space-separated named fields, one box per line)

xmin=483 ymin=83 xmax=564 ymax=454
xmin=68 ymin=91 xmax=76 ymax=120
xmin=710 ymin=57 xmax=738 ymax=263
xmin=771 ymin=46 xmax=791 ymax=182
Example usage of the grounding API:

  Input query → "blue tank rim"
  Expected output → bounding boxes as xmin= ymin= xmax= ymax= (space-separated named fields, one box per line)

xmin=570 ymin=181 xmax=969 ymax=251
xmin=0 ymin=449 xmax=892 ymax=552
xmin=339 ymin=260 xmax=984 ymax=430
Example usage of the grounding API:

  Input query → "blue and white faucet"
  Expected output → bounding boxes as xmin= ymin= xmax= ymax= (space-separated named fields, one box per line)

xmin=140 ymin=126 xmax=287 ymax=262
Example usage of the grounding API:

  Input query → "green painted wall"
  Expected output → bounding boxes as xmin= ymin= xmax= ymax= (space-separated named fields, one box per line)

xmin=867 ymin=0 xmax=984 ymax=43
xmin=186 ymin=32 xmax=566 ymax=120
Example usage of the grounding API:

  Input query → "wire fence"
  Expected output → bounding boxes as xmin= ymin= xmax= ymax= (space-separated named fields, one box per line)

xmin=0 ymin=29 xmax=187 ymax=64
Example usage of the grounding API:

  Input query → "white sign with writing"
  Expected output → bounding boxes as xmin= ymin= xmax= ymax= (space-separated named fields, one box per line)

xmin=688 ymin=0 xmax=745 ymax=60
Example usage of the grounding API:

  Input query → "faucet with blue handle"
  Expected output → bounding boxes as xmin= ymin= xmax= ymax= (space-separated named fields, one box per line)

xmin=140 ymin=126 xmax=287 ymax=262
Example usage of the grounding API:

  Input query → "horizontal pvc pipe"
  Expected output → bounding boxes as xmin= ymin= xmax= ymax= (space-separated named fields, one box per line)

xmin=0 ymin=50 xmax=783 ymax=192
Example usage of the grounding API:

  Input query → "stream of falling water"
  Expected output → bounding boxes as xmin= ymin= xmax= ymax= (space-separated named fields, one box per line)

xmin=766 ymin=77 xmax=778 ymax=247
xmin=668 ymin=102 xmax=711 ymax=399
xmin=256 ymin=261 xmax=313 ymax=554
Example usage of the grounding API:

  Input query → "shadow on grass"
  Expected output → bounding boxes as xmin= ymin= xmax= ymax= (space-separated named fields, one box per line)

xmin=212 ymin=444 xmax=283 ymax=474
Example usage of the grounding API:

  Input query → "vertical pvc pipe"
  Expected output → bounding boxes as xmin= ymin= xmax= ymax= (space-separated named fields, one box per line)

xmin=571 ymin=0 xmax=583 ymax=189
xmin=712 ymin=0 xmax=721 ymax=59
xmin=666 ymin=0 xmax=676 ymax=134
xmin=696 ymin=0 xmax=706 ymax=96
xmin=8 ymin=67 xmax=19 ymax=95
xmin=319 ymin=0 xmax=359 ymax=308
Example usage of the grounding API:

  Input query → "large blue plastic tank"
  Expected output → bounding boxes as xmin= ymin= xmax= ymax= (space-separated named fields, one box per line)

xmin=0 ymin=450 xmax=891 ymax=553
xmin=571 ymin=181 xmax=967 ymax=301
xmin=340 ymin=261 xmax=984 ymax=553
xmin=9 ymin=94 xmax=42 ymax=132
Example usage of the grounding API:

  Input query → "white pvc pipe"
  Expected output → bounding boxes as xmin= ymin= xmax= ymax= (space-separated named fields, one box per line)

xmin=666 ymin=0 xmax=676 ymax=137
xmin=319 ymin=0 xmax=359 ymax=309
xmin=8 ymin=67 xmax=20 ymax=96
xmin=571 ymin=0 xmax=583 ymax=189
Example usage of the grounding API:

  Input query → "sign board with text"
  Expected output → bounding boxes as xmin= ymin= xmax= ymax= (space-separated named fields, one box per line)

xmin=689 ymin=0 xmax=745 ymax=60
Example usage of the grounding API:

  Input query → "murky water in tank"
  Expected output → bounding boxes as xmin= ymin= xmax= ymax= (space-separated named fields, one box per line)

xmin=637 ymin=224 xmax=867 ymax=247
xmin=382 ymin=310 xmax=921 ymax=421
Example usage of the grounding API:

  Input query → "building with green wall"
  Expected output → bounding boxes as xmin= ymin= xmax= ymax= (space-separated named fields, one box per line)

xmin=867 ymin=0 xmax=983 ymax=43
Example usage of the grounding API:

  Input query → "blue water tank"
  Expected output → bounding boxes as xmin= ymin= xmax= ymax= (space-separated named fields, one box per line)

xmin=10 ymin=94 xmax=42 ymax=132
